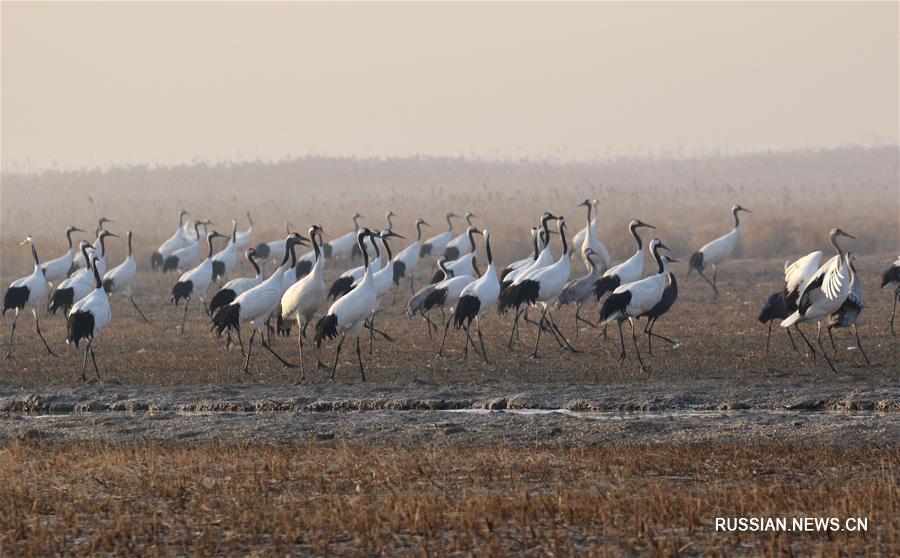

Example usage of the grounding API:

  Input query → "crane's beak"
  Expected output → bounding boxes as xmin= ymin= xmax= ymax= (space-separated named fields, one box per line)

xmin=657 ymin=242 xmax=669 ymax=251
xmin=667 ymin=257 xmax=680 ymax=263
xmin=383 ymin=231 xmax=405 ymax=239
xmin=841 ymin=231 xmax=856 ymax=240
xmin=106 ymin=232 xmax=120 ymax=238
xmin=72 ymin=227 xmax=86 ymax=233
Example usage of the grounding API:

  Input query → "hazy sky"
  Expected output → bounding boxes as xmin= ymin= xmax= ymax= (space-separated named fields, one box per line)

xmin=2 ymin=1 xmax=897 ymax=172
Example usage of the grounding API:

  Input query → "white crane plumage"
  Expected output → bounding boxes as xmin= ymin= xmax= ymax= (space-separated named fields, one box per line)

xmin=208 ymin=248 xmax=263 ymax=316
xmin=233 ymin=212 xmax=254 ymax=250
xmin=211 ymin=233 xmax=307 ymax=373
xmin=3 ymin=237 xmax=56 ymax=358
xmin=170 ymin=231 xmax=229 ymax=333
xmin=49 ymin=231 xmax=117 ymax=315
xmin=825 ymin=253 xmax=869 ymax=364
xmin=451 ymin=229 xmax=502 ymax=363
xmin=41 ymin=226 xmax=86 ymax=285
xmin=689 ymin=204 xmax=750 ymax=297
xmin=327 ymin=234 xmax=385 ymax=301
xmin=430 ymin=226 xmax=480 ymax=284
xmin=557 ymin=247 xmax=601 ymax=336
xmin=419 ymin=212 xmax=458 ymax=258
xmin=152 ymin=209 xmax=190 ymax=270
xmin=499 ymin=227 xmax=540 ymax=283
xmin=315 ymin=229 xmax=381 ymax=382
xmin=278 ymin=226 xmax=328 ymax=378
xmin=67 ymin=256 xmax=112 ymax=381
xmin=780 ymin=228 xmax=855 ymax=373
xmin=392 ymin=218 xmax=430 ymax=291
xmin=71 ymin=217 xmax=113 ymax=272
xmin=211 ymin=220 xmax=240 ymax=282
xmin=574 ymin=199 xmax=610 ymax=273
xmin=443 ymin=212 xmax=476 ymax=260
xmin=592 ymin=219 xmax=656 ymax=302
xmin=757 ymin=250 xmax=823 ymax=352
xmin=102 ymin=230 xmax=151 ymax=323
xmin=324 ymin=213 xmax=364 ymax=261
xmin=252 ymin=222 xmax=293 ymax=264
xmin=600 ymin=238 xmax=671 ymax=371
xmin=162 ymin=220 xmax=207 ymax=273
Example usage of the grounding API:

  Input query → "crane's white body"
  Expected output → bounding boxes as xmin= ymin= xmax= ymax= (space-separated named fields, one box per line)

xmin=784 ymin=251 xmax=823 ymax=300
xmin=697 ymin=227 xmax=740 ymax=267
xmin=434 ymin=274 xmax=476 ymax=306
xmin=326 ymin=265 xmax=377 ymax=338
xmin=445 ymin=231 xmax=470 ymax=257
xmin=8 ymin=252 xmax=48 ymax=314
xmin=281 ymin=246 xmax=327 ymax=328
xmin=103 ymin=250 xmax=136 ymax=296
xmin=170 ymin=237 xmax=204 ymax=271
xmin=508 ymin=232 xmax=554 ymax=285
xmin=229 ymin=262 xmax=289 ymax=331
xmin=158 ymin=226 xmax=191 ymax=260
xmin=212 ymin=227 xmax=240 ymax=278
xmin=234 ymin=215 xmax=253 ymax=250
xmin=338 ymin=238 xmax=384 ymax=282
xmin=459 ymin=260 xmax=499 ymax=312
xmin=605 ymin=270 xmax=667 ymax=323
xmin=394 ymin=240 xmax=422 ymax=278
xmin=526 ymin=244 xmax=571 ymax=308
xmin=72 ymin=231 xmax=103 ymax=270
xmin=782 ymin=254 xmax=851 ymax=327
xmin=57 ymin=257 xmax=105 ymax=306
xmin=600 ymin=246 xmax=644 ymax=289
xmin=42 ymin=248 xmax=76 ymax=284
xmin=441 ymin=252 xmax=478 ymax=280
xmin=177 ymin=256 xmax=216 ymax=300
xmin=421 ymin=214 xmax=457 ymax=257
xmin=68 ymin=283 xmax=111 ymax=337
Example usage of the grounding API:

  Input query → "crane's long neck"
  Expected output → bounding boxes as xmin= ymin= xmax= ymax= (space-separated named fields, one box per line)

xmin=353 ymin=215 xmax=360 ymax=231
xmin=231 ymin=221 xmax=237 ymax=243
xmin=382 ymin=237 xmax=393 ymax=261
xmin=207 ymin=235 xmax=216 ymax=259
xmin=559 ymin=223 xmax=568 ymax=257
xmin=370 ymin=237 xmax=381 ymax=262
xmin=438 ymin=259 xmax=451 ymax=279
xmin=360 ymin=235 xmax=370 ymax=272
xmin=194 ymin=222 xmax=201 ymax=240
xmin=179 ymin=212 xmax=186 ymax=227
xmin=653 ymin=245 xmax=665 ymax=274
xmin=416 ymin=221 xmax=423 ymax=241
xmin=127 ymin=232 xmax=133 ymax=257
xmin=446 ymin=214 xmax=453 ymax=232
xmin=540 ymin=216 xmax=552 ymax=246
xmin=81 ymin=244 xmax=92 ymax=270
xmin=249 ymin=254 xmax=262 ymax=279
xmin=66 ymin=229 xmax=75 ymax=250
xmin=30 ymin=241 xmax=41 ymax=270
xmin=630 ymin=224 xmax=643 ymax=252
xmin=585 ymin=204 xmax=592 ymax=225
xmin=531 ymin=230 xmax=539 ymax=260
xmin=312 ymin=230 xmax=321 ymax=261
xmin=92 ymin=259 xmax=102 ymax=289
xmin=468 ymin=229 xmax=477 ymax=253
xmin=733 ymin=208 xmax=741 ymax=229
xmin=99 ymin=235 xmax=108 ymax=258
xmin=386 ymin=214 xmax=394 ymax=230
xmin=829 ymin=232 xmax=844 ymax=259
xmin=485 ymin=234 xmax=493 ymax=267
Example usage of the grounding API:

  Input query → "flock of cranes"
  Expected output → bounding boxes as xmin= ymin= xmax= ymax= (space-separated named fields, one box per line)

xmin=3 ymin=204 xmax=899 ymax=382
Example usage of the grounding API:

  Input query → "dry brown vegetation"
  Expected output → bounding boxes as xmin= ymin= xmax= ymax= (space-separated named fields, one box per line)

xmin=1 ymin=441 xmax=896 ymax=556
xmin=2 ymin=146 xmax=897 ymax=272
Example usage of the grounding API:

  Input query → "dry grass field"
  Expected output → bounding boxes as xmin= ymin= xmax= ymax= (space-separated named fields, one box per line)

xmin=1 ymin=441 xmax=896 ymax=556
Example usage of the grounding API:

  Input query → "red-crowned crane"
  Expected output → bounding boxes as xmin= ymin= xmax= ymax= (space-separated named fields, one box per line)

xmin=49 ymin=231 xmax=118 ymax=315
xmin=102 ymin=230 xmax=151 ymax=323
xmin=639 ymin=254 xmax=679 ymax=354
xmin=757 ymin=250 xmax=823 ymax=352
xmin=162 ymin=220 xmax=207 ymax=273
xmin=429 ymin=226 xmax=481 ymax=284
xmin=211 ymin=233 xmax=308 ymax=373
xmin=67 ymin=256 xmax=111 ymax=381
xmin=151 ymin=209 xmax=190 ymax=270
xmin=574 ymin=199 xmax=610 ymax=273
xmin=557 ymin=247 xmax=601 ymax=336
xmin=171 ymin=231 xmax=229 ymax=333
xmin=234 ymin=212 xmax=254 ymax=250
xmin=209 ymin=248 xmax=264 ymax=316
xmin=452 ymin=229 xmax=501 ymax=363
xmin=688 ymin=204 xmax=750 ymax=298
xmin=825 ymin=253 xmax=869 ymax=364
xmin=253 ymin=222 xmax=292 ymax=264
xmin=392 ymin=218 xmax=430 ymax=291
xmin=279 ymin=226 xmax=328 ymax=379
xmin=882 ymin=256 xmax=900 ymax=335
xmin=600 ymin=239 xmax=671 ymax=371
xmin=420 ymin=212 xmax=458 ymax=258
xmin=3 ymin=237 xmax=56 ymax=358
xmin=71 ymin=217 xmax=113 ymax=272
xmin=41 ymin=226 xmax=86 ymax=286
xmin=593 ymin=219 xmax=656 ymax=303
xmin=314 ymin=229 xmax=380 ymax=382
xmin=780 ymin=228 xmax=855 ymax=373
xmin=327 ymin=235 xmax=385 ymax=301
xmin=443 ymin=212 xmax=476 ymax=260
xmin=211 ymin=220 xmax=239 ymax=282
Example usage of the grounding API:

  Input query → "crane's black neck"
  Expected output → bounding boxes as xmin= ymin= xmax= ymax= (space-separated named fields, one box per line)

xmin=485 ymin=234 xmax=493 ymax=265
xmin=540 ymin=214 xmax=552 ymax=247
xmin=468 ymin=228 xmax=477 ymax=253
xmin=207 ymin=234 xmax=217 ymax=259
xmin=559 ymin=222 xmax=568 ymax=256
xmin=66 ymin=228 xmax=75 ymax=249
xmin=278 ymin=237 xmax=293 ymax=268
xmin=630 ymin=223 xmax=643 ymax=251
xmin=179 ymin=212 xmax=186 ymax=227
xmin=531 ymin=230 xmax=539 ymax=260
xmin=92 ymin=258 xmax=102 ymax=289
xmin=584 ymin=203 xmax=592 ymax=223
xmin=99 ymin=234 xmax=108 ymax=257
xmin=446 ymin=214 xmax=453 ymax=231
xmin=311 ymin=229 xmax=321 ymax=261
xmin=30 ymin=241 xmax=40 ymax=267
xmin=438 ymin=258 xmax=452 ymax=279
xmin=416 ymin=221 xmax=424 ymax=241
xmin=370 ymin=236 xmax=381 ymax=261
xmin=81 ymin=244 xmax=92 ymax=270
xmin=386 ymin=213 xmax=395 ymax=230
xmin=653 ymin=244 xmax=665 ymax=274
xmin=246 ymin=213 xmax=253 ymax=227
xmin=353 ymin=215 xmax=361 ymax=231
xmin=732 ymin=208 xmax=741 ymax=228
xmin=194 ymin=221 xmax=202 ymax=238
xmin=358 ymin=232 xmax=370 ymax=270
xmin=248 ymin=252 xmax=261 ymax=277
xmin=231 ymin=221 xmax=237 ymax=242
xmin=465 ymin=214 xmax=474 ymax=226
xmin=127 ymin=231 xmax=133 ymax=256
xmin=289 ymin=239 xmax=298 ymax=269
xmin=382 ymin=236 xmax=393 ymax=261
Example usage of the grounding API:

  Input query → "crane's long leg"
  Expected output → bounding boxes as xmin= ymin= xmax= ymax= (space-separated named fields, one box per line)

xmin=32 ymin=311 xmax=56 ymax=356
xmin=129 ymin=295 xmax=152 ymax=324
xmin=330 ymin=334 xmax=346 ymax=382
xmin=814 ymin=326 xmax=838 ymax=373
xmin=180 ymin=299 xmax=190 ymax=334
xmin=532 ymin=307 xmax=548 ymax=358
xmin=785 ymin=327 xmax=799 ymax=353
xmin=507 ymin=309 xmax=521 ymax=349
xmin=261 ymin=332 xmax=297 ymax=368
xmin=89 ymin=342 xmax=101 ymax=380
xmin=438 ymin=314 xmax=452 ymax=356
xmin=853 ymin=325 xmax=870 ymax=365
xmin=827 ymin=325 xmax=837 ymax=354
xmin=236 ymin=328 xmax=246 ymax=356
xmin=793 ymin=324 xmax=817 ymax=363
xmin=891 ymin=289 xmax=898 ymax=335
xmin=475 ymin=317 xmax=489 ymax=364
xmin=355 ymin=337 xmax=366 ymax=382
xmin=764 ymin=321 xmax=773 ymax=353
xmin=616 ymin=320 xmax=627 ymax=365
xmin=243 ymin=329 xmax=256 ymax=374
xmin=696 ymin=269 xmax=719 ymax=298
xmin=80 ymin=342 xmax=90 ymax=382
xmin=629 ymin=318 xmax=647 ymax=372
xmin=548 ymin=311 xmax=579 ymax=353
xmin=296 ymin=319 xmax=306 ymax=382
xmin=4 ymin=312 xmax=19 ymax=359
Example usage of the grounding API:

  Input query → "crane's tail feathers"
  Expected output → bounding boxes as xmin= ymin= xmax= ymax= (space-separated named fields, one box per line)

xmin=253 ymin=243 xmax=271 ymax=259
xmin=294 ymin=260 xmax=312 ymax=280
xmin=497 ymin=283 xmax=520 ymax=314
xmin=3 ymin=286 xmax=29 ymax=314
xmin=211 ymin=261 xmax=226 ymax=283
xmin=314 ymin=314 xmax=339 ymax=347
xmin=443 ymin=247 xmax=460 ymax=261
xmin=48 ymin=288 xmax=74 ymax=315
xmin=453 ymin=295 xmax=481 ymax=329
xmin=780 ymin=311 xmax=801 ymax=328
xmin=419 ymin=244 xmax=432 ymax=258
xmin=600 ymin=291 xmax=630 ymax=324
xmin=66 ymin=310 xmax=95 ymax=348
xmin=275 ymin=303 xmax=292 ymax=337
xmin=593 ymin=276 xmax=619 ymax=301
xmin=150 ymin=251 xmax=163 ymax=271
xmin=171 ymin=281 xmax=193 ymax=306
xmin=882 ymin=266 xmax=900 ymax=288
xmin=688 ymin=251 xmax=704 ymax=274
xmin=327 ymin=277 xmax=354 ymax=301
xmin=392 ymin=261 xmax=406 ymax=285
xmin=322 ymin=243 xmax=333 ymax=260
xmin=102 ymin=278 xmax=115 ymax=294
xmin=210 ymin=303 xmax=240 ymax=336
xmin=162 ymin=256 xmax=179 ymax=273
xmin=429 ymin=268 xmax=445 ymax=284
xmin=208 ymin=288 xmax=236 ymax=315
xmin=423 ymin=288 xmax=448 ymax=312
